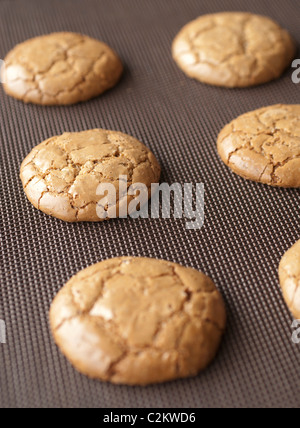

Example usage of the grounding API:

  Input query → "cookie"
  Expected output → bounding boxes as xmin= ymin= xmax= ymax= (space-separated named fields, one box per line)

xmin=2 ymin=32 xmax=123 ymax=105
xmin=279 ymin=241 xmax=300 ymax=319
xmin=172 ymin=12 xmax=295 ymax=88
xmin=217 ymin=104 xmax=300 ymax=187
xmin=20 ymin=129 xmax=161 ymax=222
xmin=49 ymin=257 xmax=226 ymax=385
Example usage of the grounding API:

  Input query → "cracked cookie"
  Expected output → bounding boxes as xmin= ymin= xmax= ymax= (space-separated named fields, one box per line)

xmin=172 ymin=12 xmax=295 ymax=88
xmin=217 ymin=104 xmax=300 ymax=187
xmin=2 ymin=32 xmax=123 ymax=105
xmin=20 ymin=129 xmax=161 ymax=222
xmin=49 ymin=257 xmax=226 ymax=385
xmin=279 ymin=240 xmax=300 ymax=319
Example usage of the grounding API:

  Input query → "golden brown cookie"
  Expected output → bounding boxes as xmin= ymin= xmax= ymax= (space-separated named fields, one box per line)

xmin=2 ymin=32 xmax=123 ymax=105
xmin=279 ymin=241 xmax=300 ymax=319
xmin=217 ymin=104 xmax=300 ymax=187
xmin=20 ymin=129 xmax=161 ymax=222
xmin=49 ymin=257 xmax=226 ymax=385
xmin=172 ymin=12 xmax=295 ymax=88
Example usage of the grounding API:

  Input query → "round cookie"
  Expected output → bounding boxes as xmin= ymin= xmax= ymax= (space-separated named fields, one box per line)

xmin=172 ymin=12 xmax=295 ymax=88
xmin=1 ymin=32 xmax=123 ymax=105
xmin=49 ymin=257 xmax=226 ymax=385
xmin=20 ymin=129 xmax=161 ymax=222
xmin=217 ymin=104 xmax=300 ymax=188
xmin=279 ymin=241 xmax=300 ymax=319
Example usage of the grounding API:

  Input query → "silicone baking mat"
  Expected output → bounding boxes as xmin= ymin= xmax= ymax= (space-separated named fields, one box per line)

xmin=0 ymin=0 xmax=299 ymax=408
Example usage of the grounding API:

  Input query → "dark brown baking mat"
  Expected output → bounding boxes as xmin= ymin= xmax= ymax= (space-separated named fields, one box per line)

xmin=0 ymin=0 xmax=299 ymax=408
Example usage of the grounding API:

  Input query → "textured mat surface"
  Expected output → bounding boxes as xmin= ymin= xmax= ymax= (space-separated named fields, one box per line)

xmin=0 ymin=0 xmax=300 ymax=408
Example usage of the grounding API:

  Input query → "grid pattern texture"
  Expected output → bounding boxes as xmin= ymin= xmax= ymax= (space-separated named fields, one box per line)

xmin=0 ymin=0 xmax=299 ymax=408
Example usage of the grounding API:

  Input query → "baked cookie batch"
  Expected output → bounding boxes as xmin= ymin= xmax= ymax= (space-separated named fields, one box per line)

xmin=172 ymin=12 xmax=295 ymax=88
xmin=1 ymin=12 xmax=299 ymax=386
xmin=20 ymin=129 xmax=161 ymax=222
xmin=279 ymin=241 xmax=300 ymax=320
xmin=2 ymin=32 xmax=123 ymax=105
xmin=50 ymin=258 xmax=226 ymax=385
xmin=217 ymin=104 xmax=300 ymax=187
